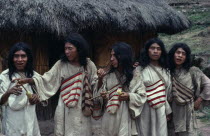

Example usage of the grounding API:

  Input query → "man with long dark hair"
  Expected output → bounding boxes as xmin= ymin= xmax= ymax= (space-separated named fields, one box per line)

xmin=98 ymin=42 xmax=146 ymax=136
xmin=0 ymin=42 xmax=40 ymax=136
xmin=18 ymin=33 xmax=98 ymax=136
xmin=168 ymin=43 xmax=210 ymax=136
xmin=136 ymin=38 xmax=172 ymax=136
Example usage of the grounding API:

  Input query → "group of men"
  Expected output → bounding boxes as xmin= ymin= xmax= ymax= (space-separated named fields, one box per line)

xmin=0 ymin=33 xmax=209 ymax=136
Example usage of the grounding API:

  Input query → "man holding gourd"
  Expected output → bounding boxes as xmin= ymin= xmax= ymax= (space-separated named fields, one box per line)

xmin=0 ymin=42 xmax=40 ymax=136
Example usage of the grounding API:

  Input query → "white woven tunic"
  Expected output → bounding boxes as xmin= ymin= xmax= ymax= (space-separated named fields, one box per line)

xmin=0 ymin=70 xmax=40 ymax=136
xmin=99 ymin=67 xmax=147 ymax=136
xmin=33 ymin=59 xmax=98 ymax=136
xmin=136 ymin=65 xmax=172 ymax=136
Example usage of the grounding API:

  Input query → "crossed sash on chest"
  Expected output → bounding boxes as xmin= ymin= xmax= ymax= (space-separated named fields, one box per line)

xmin=60 ymin=70 xmax=93 ymax=116
xmin=145 ymin=79 xmax=166 ymax=109
xmin=106 ymin=71 xmax=128 ymax=114
xmin=60 ymin=72 xmax=83 ymax=108
xmin=106 ymin=83 xmax=122 ymax=114
xmin=172 ymin=77 xmax=194 ymax=105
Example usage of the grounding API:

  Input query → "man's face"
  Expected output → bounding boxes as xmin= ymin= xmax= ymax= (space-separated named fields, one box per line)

xmin=174 ymin=48 xmax=186 ymax=67
xmin=148 ymin=43 xmax=162 ymax=61
xmin=13 ymin=50 xmax=28 ymax=71
xmin=110 ymin=50 xmax=118 ymax=68
xmin=64 ymin=42 xmax=79 ymax=62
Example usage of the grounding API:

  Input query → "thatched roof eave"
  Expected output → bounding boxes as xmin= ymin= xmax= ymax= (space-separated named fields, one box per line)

xmin=0 ymin=0 xmax=190 ymax=37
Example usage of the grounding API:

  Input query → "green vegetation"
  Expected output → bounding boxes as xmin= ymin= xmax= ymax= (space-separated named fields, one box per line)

xmin=198 ymin=107 xmax=210 ymax=123
xmin=159 ymin=3 xmax=210 ymax=54
xmin=187 ymin=8 xmax=210 ymax=22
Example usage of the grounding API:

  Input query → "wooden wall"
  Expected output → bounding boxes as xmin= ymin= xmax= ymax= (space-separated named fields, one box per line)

xmin=0 ymin=31 xmax=61 ymax=74
xmin=84 ymin=31 xmax=157 ymax=67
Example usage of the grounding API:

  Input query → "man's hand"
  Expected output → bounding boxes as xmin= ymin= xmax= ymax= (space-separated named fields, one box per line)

xmin=194 ymin=97 xmax=203 ymax=110
xmin=166 ymin=114 xmax=172 ymax=121
xmin=29 ymin=94 xmax=40 ymax=105
xmin=7 ymin=84 xmax=22 ymax=96
xmin=133 ymin=62 xmax=139 ymax=68
xmin=119 ymin=92 xmax=129 ymax=101
xmin=13 ymin=78 xmax=34 ymax=85
xmin=97 ymin=68 xmax=107 ymax=78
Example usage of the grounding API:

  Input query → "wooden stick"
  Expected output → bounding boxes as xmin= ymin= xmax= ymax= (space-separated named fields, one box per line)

xmin=88 ymin=95 xmax=102 ymax=100
xmin=16 ymin=80 xmax=28 ymax=93
xmin=88 ymin=90 xmax=111 ymax=100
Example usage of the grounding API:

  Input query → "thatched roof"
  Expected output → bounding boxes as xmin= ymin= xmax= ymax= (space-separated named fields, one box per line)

xmin=0 ymin=0 xmax=190 ymax=36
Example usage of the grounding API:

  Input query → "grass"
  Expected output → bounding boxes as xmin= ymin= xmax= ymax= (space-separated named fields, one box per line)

xmin=159 ymin=26 xmax=208 ymax=52
xmin=187 ymin=9 xmax=210 ymax=23
xmin=198 ymin=107 xmax=210 ymax=123
xmin=159 ymin=4 xmax=210 ymax=54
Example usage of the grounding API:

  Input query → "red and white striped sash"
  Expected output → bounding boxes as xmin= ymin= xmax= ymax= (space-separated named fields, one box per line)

xmin=146 ymin=79 xmax=166 ymax=108
xmin=60 ymin=72 xmax=83 ymax=108
xmin=106 ymin=84 xmax=122 ymax=114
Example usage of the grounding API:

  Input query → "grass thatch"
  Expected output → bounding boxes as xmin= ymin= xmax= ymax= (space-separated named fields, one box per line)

xmin=0 ymin=0 xmax=190 ymax=36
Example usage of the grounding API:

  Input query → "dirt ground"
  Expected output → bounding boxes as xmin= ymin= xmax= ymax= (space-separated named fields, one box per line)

xmin=39 ymin=119 xmax=102 ymax=136
xmin=39 ymin=114 xmax=210 ymax=136
xmin=197 ymin=119 xmax=210 ymax=136
xmin=197 ymin=111 xmax=210 ymax=136
xmin=39 ymin=120 xmax=54 ymax=136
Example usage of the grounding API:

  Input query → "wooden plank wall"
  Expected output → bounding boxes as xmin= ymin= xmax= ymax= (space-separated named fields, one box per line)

xmin=85 ymin=31 xmax=156 ymax=67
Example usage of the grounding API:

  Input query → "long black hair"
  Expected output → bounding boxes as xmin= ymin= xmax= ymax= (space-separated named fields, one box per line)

xmin=61 ymin=33 xmax=89 ymax=67
xmin=110 ymin=42 xmax=134 ymax=86
xmin=168 ymin=43 xmax=191 ymax=75
xmin=139 ymin=38 xmax=168 ymax=69
xmin=8 ymin=42 xmax=34 ymax=80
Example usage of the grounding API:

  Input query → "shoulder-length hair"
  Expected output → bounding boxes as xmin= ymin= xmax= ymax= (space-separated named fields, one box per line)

xmin=61 ymin=33 xmax=89 ymax=67
xmin=168 ymin=43 xmax=191 ymax=75
xmin=109 ymin=42 xmax=134 ymax=86
xmin=139 ymin=38 xmax=168 ymax=69
xmin=8 ymin=42 xmax=34 ymax=80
